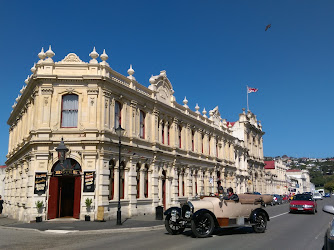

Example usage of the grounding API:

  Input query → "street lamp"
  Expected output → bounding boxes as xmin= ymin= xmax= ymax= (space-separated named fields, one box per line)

xmin=115 ymin=125 xmax=125 ymax=225
xmin=56 ymin=137 xmax=69 ymax=164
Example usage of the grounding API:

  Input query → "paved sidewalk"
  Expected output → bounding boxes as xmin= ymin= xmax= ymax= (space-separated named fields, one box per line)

xmin=0 ymin=214 xmax=165 ymax=233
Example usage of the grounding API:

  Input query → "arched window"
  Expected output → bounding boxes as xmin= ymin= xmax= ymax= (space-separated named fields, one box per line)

xmin=61 ymin=94 xmax=78 ymax=128
xmin=208 ymin=136 xmax=211 ymax=155
xmin=109 ymin=160 xmax=115 ymax=200
xmin=140 ymin=111 xmax=145 ymax=139
xmin=144 ymin=164 xmax=149 ymax=198
xmin=136 ymin=163 xmax=140 ymax=198
xmin=115 ymin=101 xmax=122 ymax=128
xmin=179 ymin=125 xmax=182 ymax=148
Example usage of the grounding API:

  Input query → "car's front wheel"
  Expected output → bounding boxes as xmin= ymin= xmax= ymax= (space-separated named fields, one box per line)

xmin=191 ymin=213 xmax=215 ymax=238
xmin=252 ymin=212 xmax=267 ymax=233
xmin=165 ymin=214 xmax=185 ymax=235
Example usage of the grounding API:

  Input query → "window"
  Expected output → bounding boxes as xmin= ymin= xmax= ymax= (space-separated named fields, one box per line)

xmin=115 ymin=101 xmax=122 ymax=128
xmin=136 ymin=164 xmax=140 ymax=198
xmin=144 ymin=165 xmax=149 ymax=198
xmin=192 ymin=130 xmax=195 ymax=151
xmin=61 ymin=94 xmax=78 ymax=128
xmin=109 ymin=160 xmax=115 ymax=200
xmin=179 ymin=125 xmax=182 ymax=148
xmin=202 ymin=134 xmax=204 ymax=153
xmin=161 ymin=121 xmax=165 ymax=144
xmin=120 ymin=162 xmax=125 ymax=199
xmin=140 ymin=111 xmax=145 ymax=139
xmin=167 ymin=125 xmax=170 ymax=145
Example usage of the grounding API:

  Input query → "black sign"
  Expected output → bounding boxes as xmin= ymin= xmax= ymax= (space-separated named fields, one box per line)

xmin=84 ymin=172 xmax=95 ymax=192
xmin=34 ymin=173 xmax=47 ymax=194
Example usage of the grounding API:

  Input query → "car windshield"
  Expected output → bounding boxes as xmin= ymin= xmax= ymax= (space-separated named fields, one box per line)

xmin=293 ymin=194 xmax=313 ymax=201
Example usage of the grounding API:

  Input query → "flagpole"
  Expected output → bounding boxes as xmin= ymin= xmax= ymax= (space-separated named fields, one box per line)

xmin=247 ymin=86 xmax=249 ymax=111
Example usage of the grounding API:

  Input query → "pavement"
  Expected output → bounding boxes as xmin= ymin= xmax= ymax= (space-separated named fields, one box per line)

xmin=0 ymin=214 xmax=165 ymax=234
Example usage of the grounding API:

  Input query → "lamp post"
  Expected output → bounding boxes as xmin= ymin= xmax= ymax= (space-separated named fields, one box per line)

xmin=115 ymin=125 xmax=125 ymax=225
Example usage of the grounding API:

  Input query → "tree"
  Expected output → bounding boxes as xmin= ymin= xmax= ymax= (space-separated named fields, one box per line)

xmin=325 ymin=182 xmax=334 ymax=193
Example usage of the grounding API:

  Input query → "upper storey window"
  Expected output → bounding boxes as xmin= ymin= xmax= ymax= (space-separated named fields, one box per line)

xmin=115 ymin=101 xmax=122 ymax=128
xmin=61 ymin=94 xmax=78 ymax=128
xmin=140 ymin=111 xmax=145 ymax=139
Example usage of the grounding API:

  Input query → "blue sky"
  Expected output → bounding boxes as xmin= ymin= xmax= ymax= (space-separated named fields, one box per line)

xmin=0 ymin=0 xmax=333 ymax=165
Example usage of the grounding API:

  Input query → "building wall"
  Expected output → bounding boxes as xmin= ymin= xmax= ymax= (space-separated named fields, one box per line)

xmin=4 ymin=48 xmax=265 ymax=222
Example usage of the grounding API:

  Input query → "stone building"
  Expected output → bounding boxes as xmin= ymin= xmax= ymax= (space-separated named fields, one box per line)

xmin=286 ymin=169 xmax=311 ymax=194
xmin=4 ymin=47 xmax=265 ymax=222
xmin=264 ymin=159 xmax=289 ymax=195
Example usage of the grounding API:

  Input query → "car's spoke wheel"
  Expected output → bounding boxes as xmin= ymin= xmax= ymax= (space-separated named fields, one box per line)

xmin=191 ymin=213 xmax=215 ymax=238
xmin=252 ymin=212 xmax=267 ymax=233
xmin=165 ymin=215 xmax=185 ymax=235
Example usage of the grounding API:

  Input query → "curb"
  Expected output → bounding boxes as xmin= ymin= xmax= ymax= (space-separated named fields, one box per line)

xmin=1 ymin=224 xmax=165 ymax=235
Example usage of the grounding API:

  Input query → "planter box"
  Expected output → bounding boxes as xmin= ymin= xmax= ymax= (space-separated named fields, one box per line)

xmin=85 ymin=215 xmax=90 ymax=221
xmin=36 ymin=216 xmax=42 ymax=223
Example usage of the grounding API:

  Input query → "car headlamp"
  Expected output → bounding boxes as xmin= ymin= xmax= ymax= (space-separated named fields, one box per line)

xmin=304 ymin=205 xmax=314 ymax=208
xmin=185 ymin=211 xmax=191 ymax=218
xmin=171 ymin=209 xmax=177 ymax=216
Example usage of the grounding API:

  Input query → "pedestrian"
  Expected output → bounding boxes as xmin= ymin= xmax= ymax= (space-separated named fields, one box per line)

xmin=0 ymin=195 xmax=3 ymax=215
xmin=223 ymin=187 xmax=239 ymax=201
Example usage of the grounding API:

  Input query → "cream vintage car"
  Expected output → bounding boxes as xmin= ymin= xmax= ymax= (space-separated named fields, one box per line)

xmin=164 ymin=194 xmax=270 ymax=238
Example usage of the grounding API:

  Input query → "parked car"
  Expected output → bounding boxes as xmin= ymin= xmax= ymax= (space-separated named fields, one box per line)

xmin=324 ymin=193 xmax=331 ymax=198
xmin=322 ymin=205 xmax=334 ymax=249
xmin=273 ymin=194 xmax=283 ymax=205
xmin=282 ymin=195 xmax=289 ymax=203
xmin=164 ymin=194 xmax=270 ymax=238
xmin=313 ymin=192 xmax=323 ymax=200
xmin=290 ymin=194 xmax=317 ymax=214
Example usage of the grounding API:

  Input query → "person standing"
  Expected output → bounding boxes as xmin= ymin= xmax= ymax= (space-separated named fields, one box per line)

xmin=0 ymin=195 xmax=3 ymax=215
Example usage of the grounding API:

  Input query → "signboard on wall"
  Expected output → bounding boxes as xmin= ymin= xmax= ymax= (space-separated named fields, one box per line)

xmin=83 ymin=171 xmax=95 ymax=192
xmin=34 ymin=172 xmax=47 ymax=194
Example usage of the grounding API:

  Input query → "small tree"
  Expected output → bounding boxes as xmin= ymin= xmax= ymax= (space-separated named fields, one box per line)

xmin=324 ymin=182 xmax=334 ymax=193
xmin=35 ymin=200 xmax=44 ymax=214
xmin=85 ymin=198 xmax=93 ymax=212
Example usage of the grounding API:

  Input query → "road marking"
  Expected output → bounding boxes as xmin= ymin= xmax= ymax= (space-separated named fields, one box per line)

xmin=44 ymin=230 xmax=79 ymax=234
xmin=270 ymin=212 xmax=289 ymax=219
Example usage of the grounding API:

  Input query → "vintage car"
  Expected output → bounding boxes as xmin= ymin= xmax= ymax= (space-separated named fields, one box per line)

xmin=164 ymin=194 xmax=270 ymax=238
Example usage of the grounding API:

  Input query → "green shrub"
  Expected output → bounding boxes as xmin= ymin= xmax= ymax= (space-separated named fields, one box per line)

xmin=85 ymin=198 xmax=93 ymax=208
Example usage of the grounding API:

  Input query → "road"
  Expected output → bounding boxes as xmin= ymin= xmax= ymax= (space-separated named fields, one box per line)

xmin=1 ymin=197 xmax=334 ymax=250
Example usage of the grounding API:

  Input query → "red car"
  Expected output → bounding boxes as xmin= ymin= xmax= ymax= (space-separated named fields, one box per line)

xmin=289 ymin=194 xmax=317 ymax=214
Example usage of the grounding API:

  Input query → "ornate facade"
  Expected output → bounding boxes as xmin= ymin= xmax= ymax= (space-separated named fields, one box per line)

xmin=4 ymin=47 xmax=265 ymax=222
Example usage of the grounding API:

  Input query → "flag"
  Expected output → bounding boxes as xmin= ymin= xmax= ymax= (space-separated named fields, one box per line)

xmin=247 ymin=87 xmax=258 ymax=93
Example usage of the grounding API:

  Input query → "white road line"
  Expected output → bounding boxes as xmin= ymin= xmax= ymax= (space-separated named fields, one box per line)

xmin=44 ymin=230 xmax=79 ymax=234
xmin=270 ymin=212 xmax=289 ymax=219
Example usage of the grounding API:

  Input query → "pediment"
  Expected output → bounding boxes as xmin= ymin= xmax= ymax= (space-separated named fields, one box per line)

xmin=57 ymin=53 xmax=86 ymax=64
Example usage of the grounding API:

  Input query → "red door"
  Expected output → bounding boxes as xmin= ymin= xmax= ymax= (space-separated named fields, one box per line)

xmin=73 ymin=176 xmax=81 ymax=219
xmin=48 ymin=177 xmax=59 ymax=219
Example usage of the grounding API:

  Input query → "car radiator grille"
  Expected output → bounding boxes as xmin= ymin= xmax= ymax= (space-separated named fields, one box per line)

xmin=181 ymin=204 xmax=190 ymax=218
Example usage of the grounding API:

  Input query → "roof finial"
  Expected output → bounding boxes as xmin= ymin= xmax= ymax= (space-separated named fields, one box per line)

xmin=202 ymin=108 xmax=207 ymax=118
xmin=45 ymin=45 xmax=55 ymax=62
xmin=127 ymin=64 xmax=136 ymax=81
xmin=183 ymin=97 xmax=188 ymax=108
xmin=100 ymin=49 xmax=108 ymax=61
xmin=30 ymin=63 xmax=36 ymax=73
xmin=195 ymin=104 xmax=200 ymax=114
xmin=89 ymin=47 xmax=99 ymax=64
xmin=38 ymin=47 xmax=46 ymax=63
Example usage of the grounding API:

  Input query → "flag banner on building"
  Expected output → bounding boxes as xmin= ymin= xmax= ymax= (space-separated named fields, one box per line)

xmin=246 ymin=86 xmax=258 ymax=111
xmin=247 ymin=87 xmax=258 ymax=93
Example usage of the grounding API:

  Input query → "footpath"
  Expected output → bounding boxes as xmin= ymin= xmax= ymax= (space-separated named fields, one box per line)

xmin=0 ymin=214 xmax=165 ymax=234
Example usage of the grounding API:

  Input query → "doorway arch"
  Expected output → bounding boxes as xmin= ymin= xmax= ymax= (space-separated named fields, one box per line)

xmin=48 ymin=158 xmax=82 ymax=219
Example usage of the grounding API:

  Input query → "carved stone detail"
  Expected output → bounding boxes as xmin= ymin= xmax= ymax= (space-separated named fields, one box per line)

xmin=58 ymin=53 xmax=85 ymax=64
